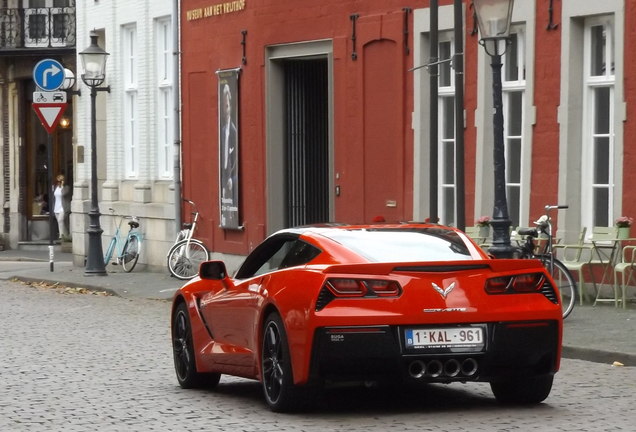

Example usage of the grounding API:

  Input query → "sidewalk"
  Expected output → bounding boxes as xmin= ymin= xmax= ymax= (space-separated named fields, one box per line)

xmin=1 ymin=248 xmax=634 ymax=366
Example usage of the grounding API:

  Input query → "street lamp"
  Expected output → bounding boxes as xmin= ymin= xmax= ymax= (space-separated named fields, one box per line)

xmin=79 ymin=31 xmax=110 ymax=276
xmin=474 ymin=0 xmax=515 ymax=258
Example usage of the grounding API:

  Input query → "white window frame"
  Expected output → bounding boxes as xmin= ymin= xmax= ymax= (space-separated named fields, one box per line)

xmin=438 ymin=34 xmax=456 ymax=226
xmin=122 ymin=24 xmax=139 ymax=178
xmin=502 ymin=27 xmax=526 ymax=229
xmin=581 ymin=16 xmax=615 ymax=230
xmin=155 ymin=17 xmax=173 ymax=179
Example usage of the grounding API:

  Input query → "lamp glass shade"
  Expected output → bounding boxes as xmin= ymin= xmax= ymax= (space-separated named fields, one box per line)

xmin=474 ymin=0 xmax=514 ymax=39
xmin=79 ymin=34 xmax=109 ymax=85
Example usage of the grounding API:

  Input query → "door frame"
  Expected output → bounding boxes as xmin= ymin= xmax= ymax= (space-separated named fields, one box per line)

xmin=265 ymin=40 xmax=334 ymax=234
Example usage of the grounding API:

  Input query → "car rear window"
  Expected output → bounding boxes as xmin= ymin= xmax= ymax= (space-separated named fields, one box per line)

xmin=323 ymin=228 xmax=474 ymax=262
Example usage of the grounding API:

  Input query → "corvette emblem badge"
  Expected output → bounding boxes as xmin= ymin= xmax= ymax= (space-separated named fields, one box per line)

xmin=431 ymin=281 xmax=456 ymax=298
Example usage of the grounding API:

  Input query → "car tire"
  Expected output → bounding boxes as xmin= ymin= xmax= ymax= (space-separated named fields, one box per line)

xmin=172 ymin=302 xmax=221 ymax=389
xmin=490 ymin=374 xmax=554 ymax=404
xmin=261 ymin=313 xmax=303 ymax=412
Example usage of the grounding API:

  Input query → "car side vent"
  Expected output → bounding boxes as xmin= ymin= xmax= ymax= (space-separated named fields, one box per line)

xmin=541 ymin=280 xmax=559 ymax=304
xmin=315 ymin=286 xmax=335 ymax=311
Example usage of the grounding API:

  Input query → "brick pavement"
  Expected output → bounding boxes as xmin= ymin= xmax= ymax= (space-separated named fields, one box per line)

xmin=1 ymin=248 xmax=635 ymax=366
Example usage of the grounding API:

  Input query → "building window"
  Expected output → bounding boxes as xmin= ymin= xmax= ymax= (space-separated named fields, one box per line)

xmin=23 ymin=0 xmax=73 ymax=48
xmin=123 ymin=24 xmax=139 ymax=178
xmin=156 ymin=17 xmax=173 ymax=179
xmin=583 ymin=17 xmax=614 ymax=228
xmin=502 ymin=29 xmax=526 ymax=228
xmin=438 ymin=36 xmax=455 ymax=226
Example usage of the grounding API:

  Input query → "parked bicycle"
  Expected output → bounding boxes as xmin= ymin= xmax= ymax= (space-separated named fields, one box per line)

xmin=167 ymin=199 xmax=209 ymax=280
xmin=104 ymin=208 xmax=143 ymax=272
xmin=514 ymin=204 xmax=576 ymax=319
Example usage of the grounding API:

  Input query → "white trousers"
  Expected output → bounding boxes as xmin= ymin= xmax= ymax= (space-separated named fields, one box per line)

xmin=55 ymin=210 xmax=67 ymax=238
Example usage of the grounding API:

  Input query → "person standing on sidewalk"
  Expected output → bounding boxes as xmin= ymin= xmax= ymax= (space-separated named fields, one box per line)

xmin=52 ymin=174 xmax=70 ymax=239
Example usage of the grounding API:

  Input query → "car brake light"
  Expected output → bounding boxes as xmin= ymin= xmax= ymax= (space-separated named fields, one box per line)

xmin=485 ymin=273 xmax=544 ymax=295
xmin=322 ymin=278 xmax=403 ymax=300
xmin=484 ymin=276 xmax=512 ymax=294
xmin=366 ymin=280 xmax=401 ymax=296
xmin=512 ymin=273 xmax=545 ymax=292
xmin=327 ymin=279 xmax=367 ymax=296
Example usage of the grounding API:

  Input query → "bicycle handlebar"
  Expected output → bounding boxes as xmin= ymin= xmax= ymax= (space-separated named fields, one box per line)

xmin=544 ymin=204 xmax=569 ymax=210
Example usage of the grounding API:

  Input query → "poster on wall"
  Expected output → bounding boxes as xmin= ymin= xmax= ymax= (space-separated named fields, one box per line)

xmin=216 ymin=68 xmax=241 ymax=229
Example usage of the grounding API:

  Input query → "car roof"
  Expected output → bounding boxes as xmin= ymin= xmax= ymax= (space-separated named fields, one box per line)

xmin=275 ymin=223 xmax=459 ymax=238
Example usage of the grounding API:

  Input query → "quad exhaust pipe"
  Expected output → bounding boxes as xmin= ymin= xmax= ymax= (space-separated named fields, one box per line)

xmin=408 ymin=358 xmax=478 ymax=379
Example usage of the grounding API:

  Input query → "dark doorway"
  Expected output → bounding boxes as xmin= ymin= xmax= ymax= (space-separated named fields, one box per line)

xmin=24 ymin=79 xmax=73 ymax=240
xmin=283 ymin=59 xmax=329 ymax=227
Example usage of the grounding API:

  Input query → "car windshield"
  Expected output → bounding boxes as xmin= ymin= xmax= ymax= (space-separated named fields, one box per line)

xmin=322 ymin=228 xmax=474 ymax=262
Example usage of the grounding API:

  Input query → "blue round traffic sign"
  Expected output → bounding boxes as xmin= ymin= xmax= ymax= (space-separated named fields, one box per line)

xmin=33 ymin=59 xmax=65 ymax=91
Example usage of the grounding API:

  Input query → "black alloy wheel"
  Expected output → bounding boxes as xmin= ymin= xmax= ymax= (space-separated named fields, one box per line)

xmin=172 ymin=302 xmax=220 ymax=389
xmin=261 ymin=313 xmax=302 ymax=412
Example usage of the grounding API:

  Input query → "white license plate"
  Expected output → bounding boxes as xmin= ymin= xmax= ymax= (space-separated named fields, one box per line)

xmin=405 ymin=327 xmax=484 ymax=350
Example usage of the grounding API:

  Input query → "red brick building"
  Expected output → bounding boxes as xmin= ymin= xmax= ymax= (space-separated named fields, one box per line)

xmin=179 ymin=0 xmax=635 ymax=263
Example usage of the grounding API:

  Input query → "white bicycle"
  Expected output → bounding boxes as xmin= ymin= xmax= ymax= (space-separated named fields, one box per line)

xmin=167 ymin=199 xmax=209 ymax=280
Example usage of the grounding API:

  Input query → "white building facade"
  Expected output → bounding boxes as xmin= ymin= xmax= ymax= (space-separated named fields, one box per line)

xmin=73 ymin=0 xmax=178 ymax=270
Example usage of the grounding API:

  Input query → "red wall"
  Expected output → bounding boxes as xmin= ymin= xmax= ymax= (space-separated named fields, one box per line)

xmin=180 ymin=0 xmax=421 ymax=255
xmin=530 ymin=0 xmax=562 ymax=221
xmin=181 ymin=0 xmax=636 ymax=256
xmin=623 ymin=1 xmax=636 ymax=221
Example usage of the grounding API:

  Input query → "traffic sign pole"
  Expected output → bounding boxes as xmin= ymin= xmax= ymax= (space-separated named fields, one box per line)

xmin=32 ymin=58 xmax=67 ymax=272
xmin=47 ymin=132 xmax=55 ymax=272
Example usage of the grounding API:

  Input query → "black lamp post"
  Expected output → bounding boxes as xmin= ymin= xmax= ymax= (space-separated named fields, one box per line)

xmin=79 ymin=31 xmax=110 ymax=276
xmin=474 ymin=0 xmax=515 ymax=259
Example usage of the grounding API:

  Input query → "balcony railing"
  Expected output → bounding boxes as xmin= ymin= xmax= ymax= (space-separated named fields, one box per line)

xmin=0 ymin=6 xmax=76 ymax=50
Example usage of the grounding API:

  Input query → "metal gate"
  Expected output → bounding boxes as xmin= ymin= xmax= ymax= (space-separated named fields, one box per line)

xmin=284 ymin=59 xmax=328 ymax=227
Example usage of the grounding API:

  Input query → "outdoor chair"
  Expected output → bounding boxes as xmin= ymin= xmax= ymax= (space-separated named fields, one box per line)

xmin=554 ymin=227 xmax=592 ymax=305
xmin=611 ymin=245 xmax=636 ymax=308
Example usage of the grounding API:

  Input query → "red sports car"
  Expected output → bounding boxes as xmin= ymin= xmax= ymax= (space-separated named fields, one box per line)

xmin=171 ymin=224 xmax=562 ymax=412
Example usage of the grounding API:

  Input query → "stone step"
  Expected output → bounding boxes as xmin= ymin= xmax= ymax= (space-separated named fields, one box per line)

xmin=17 ymin=241 xmax=63 ymax=252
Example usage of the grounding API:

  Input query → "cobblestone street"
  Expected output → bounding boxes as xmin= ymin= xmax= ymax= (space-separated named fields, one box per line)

xmin=1 ymin=280 xmax=635 ymax=431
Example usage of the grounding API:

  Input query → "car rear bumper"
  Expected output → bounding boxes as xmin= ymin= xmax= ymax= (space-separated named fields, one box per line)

xmin=309 ymin=320 xmax=560 ymax=384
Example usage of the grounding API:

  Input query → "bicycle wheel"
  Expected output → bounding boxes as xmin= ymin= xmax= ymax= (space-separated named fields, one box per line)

xmin=167 ymin=239 xmax=209 ymax=280
xmin=121 ymin=234 xmax=141 ymax=272
xmin=541 ymin=257 xmax=576 ymax=319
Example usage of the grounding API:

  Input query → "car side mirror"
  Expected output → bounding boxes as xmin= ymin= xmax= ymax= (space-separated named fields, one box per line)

xmin=199 ymin=261 xmax=228 ymax=280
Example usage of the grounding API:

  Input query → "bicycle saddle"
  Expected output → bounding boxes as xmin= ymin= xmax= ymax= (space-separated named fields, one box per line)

xmin=517 ymin=227 xmax=538 ymax=237
xmin=128 ymin=217 xmax=140 ymax=229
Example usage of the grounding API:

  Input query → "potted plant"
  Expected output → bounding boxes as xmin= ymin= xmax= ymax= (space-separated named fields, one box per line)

xmin=615 ymin=216 xmax=633 ymax=239
xmin=476 ymin=216 xmax=491 ymax=238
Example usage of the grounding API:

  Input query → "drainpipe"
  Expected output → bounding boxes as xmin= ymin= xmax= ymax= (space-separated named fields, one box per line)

xmin=173 ymin=0 xmax=182 ymax=231
xmin=429 ymin=0 xmax=439 ymax=223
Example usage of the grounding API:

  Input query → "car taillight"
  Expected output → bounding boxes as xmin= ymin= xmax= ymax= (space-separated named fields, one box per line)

xmin=484 ymin=276 xmax=512 ymax=294
xmin=485 ymin=273 xmax=544 ymax=294
xmin=327 ymin=279 xmax=367 ymax=297
xmin=316 ymin=278 xmax=403 ymax=311
xmin=366 ymin=280 xmax=401 ymax=297
xmin=512 ymin=273 xmax=545 ymax=292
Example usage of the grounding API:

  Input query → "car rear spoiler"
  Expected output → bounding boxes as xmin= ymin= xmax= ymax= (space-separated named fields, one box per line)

xmin=321 ymin=259 xmax=546 ymax=276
